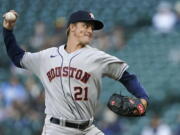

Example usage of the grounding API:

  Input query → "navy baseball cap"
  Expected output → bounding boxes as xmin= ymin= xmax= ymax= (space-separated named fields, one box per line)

xmin=67 ymin=10 xmax=104 ymax=30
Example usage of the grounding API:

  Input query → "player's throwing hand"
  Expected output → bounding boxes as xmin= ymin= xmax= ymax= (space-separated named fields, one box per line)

xmin=3 ymin=10 xmax=18 ymax=30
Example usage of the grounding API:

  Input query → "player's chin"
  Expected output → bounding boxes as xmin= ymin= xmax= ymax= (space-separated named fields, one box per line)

xmin=84 ymin=40 xmax=91 ymax=45
xmin=82 ymin=38 xmax=92 ymax=45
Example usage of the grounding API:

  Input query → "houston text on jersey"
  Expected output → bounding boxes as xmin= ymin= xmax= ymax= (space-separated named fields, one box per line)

xmin=47 ymin=66 xmax=91 ymax=83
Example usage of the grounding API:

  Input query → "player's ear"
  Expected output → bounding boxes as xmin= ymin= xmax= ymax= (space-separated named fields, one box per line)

xmin=69 ymin=23 xmax=76 ymax=32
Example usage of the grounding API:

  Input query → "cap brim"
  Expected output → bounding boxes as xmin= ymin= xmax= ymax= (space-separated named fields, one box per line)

xmin=85 ymin=20 xmax=104 ymax=30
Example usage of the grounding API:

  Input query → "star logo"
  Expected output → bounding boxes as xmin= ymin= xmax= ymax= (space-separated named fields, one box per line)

xmin=89 ymin=13 xmax=95 ymax=19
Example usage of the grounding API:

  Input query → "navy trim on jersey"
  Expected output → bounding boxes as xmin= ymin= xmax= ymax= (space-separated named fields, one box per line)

xmin=57 ymin=47 xmax=77 ymax=118
xmin=3 ymin=28 xmax=25 ymax=68
xmin=68 ymin=52 xmax=85 ymax=119
xmin=119 ymin=71 xmax=149 ymax=102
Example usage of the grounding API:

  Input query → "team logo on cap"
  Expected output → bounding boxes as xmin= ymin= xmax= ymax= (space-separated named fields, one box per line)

xmin=89 ymin=13 xmax=95 ymax=19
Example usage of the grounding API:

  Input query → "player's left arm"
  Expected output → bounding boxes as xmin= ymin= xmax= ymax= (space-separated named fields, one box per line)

xmin=100 ymin=52 xmax=149 ymax=116
xmin=119 ymin=71 xmax=149 ymax=109
xmin=103 ymin=61 xmax=149 ymax=114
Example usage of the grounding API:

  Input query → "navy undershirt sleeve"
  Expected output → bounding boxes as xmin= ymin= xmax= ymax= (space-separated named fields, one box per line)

xmin=3 ymin=28 xmax=25 ymax=68
xmin=119 ymin=71 xmax=149 ymax=102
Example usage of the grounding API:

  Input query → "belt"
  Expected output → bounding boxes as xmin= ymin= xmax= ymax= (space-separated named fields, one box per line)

xmin=50 ymin=117 xmax=90 ymax=130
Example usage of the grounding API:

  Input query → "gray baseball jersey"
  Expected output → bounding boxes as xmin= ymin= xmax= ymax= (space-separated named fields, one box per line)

xmin=21 ymin=44 xmax=128 ymax=121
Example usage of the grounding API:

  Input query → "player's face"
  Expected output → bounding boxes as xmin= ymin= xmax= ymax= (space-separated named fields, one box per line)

xmin=71 ymin=22 xmax=94 ymax=45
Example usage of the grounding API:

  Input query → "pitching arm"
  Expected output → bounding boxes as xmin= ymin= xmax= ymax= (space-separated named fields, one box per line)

xmin=3 ymin=28 xmax=25 ymax=68
xmin=3 ymin=10 xmax=25 ymax=68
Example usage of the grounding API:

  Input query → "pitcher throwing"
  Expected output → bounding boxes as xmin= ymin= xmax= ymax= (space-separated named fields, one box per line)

xmin=3 ymin=10 xmax=149 ymax=135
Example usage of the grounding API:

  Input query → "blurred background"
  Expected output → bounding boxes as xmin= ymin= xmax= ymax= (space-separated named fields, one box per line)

xmin=0 ymin=0 xmax=180 ymax=135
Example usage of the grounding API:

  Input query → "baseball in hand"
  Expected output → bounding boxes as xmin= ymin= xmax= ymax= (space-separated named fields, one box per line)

xmin=5 ymin=12 xmax=16 ymax=21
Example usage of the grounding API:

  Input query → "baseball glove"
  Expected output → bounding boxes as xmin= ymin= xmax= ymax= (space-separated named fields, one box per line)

xmin=107 ymin=93 xmax=146 ymax=117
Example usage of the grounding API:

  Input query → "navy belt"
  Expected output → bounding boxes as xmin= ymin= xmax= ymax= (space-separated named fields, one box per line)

xmin=50 ymin=117 xmax=90 ymax=130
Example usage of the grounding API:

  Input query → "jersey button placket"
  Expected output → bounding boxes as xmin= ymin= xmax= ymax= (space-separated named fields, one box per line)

xmin=63 ymin=57 xmax=71 ymax=96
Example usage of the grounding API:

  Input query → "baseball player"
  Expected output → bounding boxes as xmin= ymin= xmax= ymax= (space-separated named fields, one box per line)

xmin=3 ymin=10 xmax=149 ymax=135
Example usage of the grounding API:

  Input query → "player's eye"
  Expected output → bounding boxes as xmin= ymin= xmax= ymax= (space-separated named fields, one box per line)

xmin=83 ymin=23 xmax=94 ymax=30
xmin=83 ymin=23 xmax=88 ymax=28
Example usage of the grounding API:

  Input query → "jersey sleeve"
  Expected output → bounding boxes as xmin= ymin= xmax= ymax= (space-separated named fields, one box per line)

xmin=100 ymin=52 xmax=129 ymax=80
xmin=20 ymin=51 xmax=42 ymax=76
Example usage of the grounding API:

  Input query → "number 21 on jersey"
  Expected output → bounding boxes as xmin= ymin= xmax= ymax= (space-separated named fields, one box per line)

xmin=74 ymin=87 xmax=88 ymax=101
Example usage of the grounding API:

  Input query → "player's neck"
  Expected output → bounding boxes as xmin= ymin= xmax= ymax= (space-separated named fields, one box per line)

xmin=66 ymin=39 xmax=85 ymax=53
